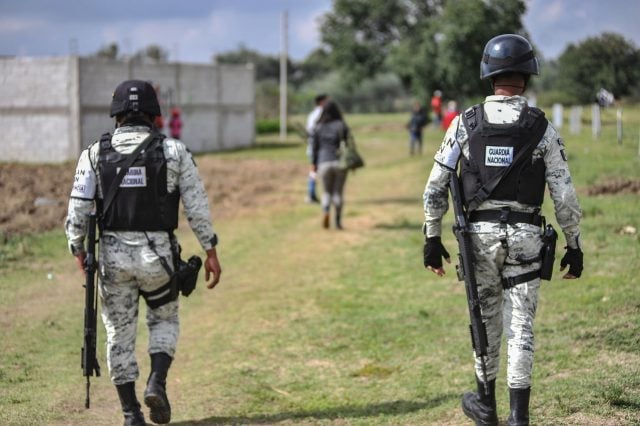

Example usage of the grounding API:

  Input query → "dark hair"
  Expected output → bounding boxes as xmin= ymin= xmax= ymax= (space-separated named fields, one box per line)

xmin=314 ymin=94 xmax=328 ymax=105
xmin=318 ymin=101 xmax=343 ymax=124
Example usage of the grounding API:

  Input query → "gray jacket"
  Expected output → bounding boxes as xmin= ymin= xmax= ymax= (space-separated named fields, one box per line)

xmin=312 ymin=120 xmax=347 ymax=166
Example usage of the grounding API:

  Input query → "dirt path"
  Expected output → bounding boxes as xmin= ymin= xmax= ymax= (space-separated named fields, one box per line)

xmin=0 ymin=157 xmax=306 ymax=239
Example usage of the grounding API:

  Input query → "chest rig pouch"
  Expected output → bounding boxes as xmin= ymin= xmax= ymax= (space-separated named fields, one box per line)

xmin=98 ymin=132 xmax=179 ymax=231
xmin=460 ymin=104 xmax=548 ymax=210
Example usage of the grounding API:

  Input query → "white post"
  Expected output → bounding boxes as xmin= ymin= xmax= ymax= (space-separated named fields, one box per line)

xmin=552 ymin=103 xmax=563 ymax=129
xmin=617 ymin=108 xmax=623 ymax=145
xmin=569 ymin=106 xmax=582 ymax=135
xmin=592 ymin=104 xmax=601 ymax=139
xmin=279 ymin=11 xmax=288 ymax=142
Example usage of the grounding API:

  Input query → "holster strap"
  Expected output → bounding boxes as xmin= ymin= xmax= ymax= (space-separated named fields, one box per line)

xmin=502 ymin=270 xmax=540 ymax=290
xmin=469 ymin=209 xmax=542 ymax=227
xmin=140 ymin=281 xmax=176 ymax=309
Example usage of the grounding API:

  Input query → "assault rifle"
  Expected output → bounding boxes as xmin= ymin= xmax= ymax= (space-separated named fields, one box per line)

xmin=449 ymin=170 xmax=490 ymax=394
xmin=81 ymin=213 xmax=101 ymax=408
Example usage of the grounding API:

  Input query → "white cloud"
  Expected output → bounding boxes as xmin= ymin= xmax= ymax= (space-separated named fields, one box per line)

xmin=0 ymin=17 xmax=46 ymax=33
xmin=293 ymin=8 xmax=324 ymax=46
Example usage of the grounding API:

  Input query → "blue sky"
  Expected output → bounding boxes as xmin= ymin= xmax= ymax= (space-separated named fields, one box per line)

xmin=0 ymin=0 xmax=638 ymax=62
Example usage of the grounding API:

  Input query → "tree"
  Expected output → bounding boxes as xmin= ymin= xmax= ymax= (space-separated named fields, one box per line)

xmin=133 ymin=44 xmax=169 ymax=63
xmin=320 ymin=0 xmax=528 ymax=100
xmin=214 ymin=44 xmax=284 ymax=82
xmin=94 ymin=43 xmax=119 ymax=60
xmin=556 ymin=32 xmax=640 ymax=103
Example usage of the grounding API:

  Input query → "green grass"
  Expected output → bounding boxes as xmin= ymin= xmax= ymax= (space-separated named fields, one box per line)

xmin=1 ymin=107 xmax=639 ymax=425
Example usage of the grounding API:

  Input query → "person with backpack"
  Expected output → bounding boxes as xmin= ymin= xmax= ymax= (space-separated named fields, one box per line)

xmin=421 ymin=35 xmax=583 ymax=425
xmin=65 ymin=80 xmax=222 ymax=425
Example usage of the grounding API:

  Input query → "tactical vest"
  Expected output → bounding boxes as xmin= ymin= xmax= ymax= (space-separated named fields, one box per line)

xmin=98 ymin=132 xmax=179 ymax=231
xmin=460 ymin=104 xmax=548 ymax=209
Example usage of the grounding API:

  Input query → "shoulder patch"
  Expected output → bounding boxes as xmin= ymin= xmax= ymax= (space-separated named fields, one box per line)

xmin=434 ymin=137 xmax=461 ymax=170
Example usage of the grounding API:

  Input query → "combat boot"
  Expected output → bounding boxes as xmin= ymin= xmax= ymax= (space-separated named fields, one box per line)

xmin=144 ymin=352 xmax=173 ymax=424
xmin=507 ymin=387 xmax=531 ymax=426
xmin=461 ymin=377 xmax=498 ymax=426
xmin=116 ymin=382 xmax=146 ymax=426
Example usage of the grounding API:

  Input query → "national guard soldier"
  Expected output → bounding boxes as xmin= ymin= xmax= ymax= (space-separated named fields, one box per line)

xmin=65 ymin=80 xmax=222 ymax=425
xmin=422 ymin=35 xmax=583 ymax=425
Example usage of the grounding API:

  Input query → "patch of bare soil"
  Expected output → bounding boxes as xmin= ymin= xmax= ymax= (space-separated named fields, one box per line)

xmin=0 ymin=157 xmax=306 ymax=238
xmin=587 ymin=178 xmax=640 ymax=196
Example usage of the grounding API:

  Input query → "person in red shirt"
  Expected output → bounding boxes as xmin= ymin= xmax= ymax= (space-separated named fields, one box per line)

xmin=430 ymin=90 xmax=443 ymax=125
xmin=441 ymin=100 xmax=460 ymax=131
xmin=169 ymin=108 xmax=183 ymax=139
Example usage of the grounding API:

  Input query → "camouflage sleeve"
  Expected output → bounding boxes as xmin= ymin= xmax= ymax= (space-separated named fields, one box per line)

xmin=172 ymin=141 xmax=218 ymax=250
xmin=64 ymin=148 xmax=97 ymax=254
xmin=423 ymin=116 xmax=465 ymax=237
xmin=543 ymin=124 xmax=582 ymax=248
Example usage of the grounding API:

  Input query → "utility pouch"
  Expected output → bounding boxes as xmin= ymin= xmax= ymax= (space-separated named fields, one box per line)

xmin=540 ymin=224 xmax=558 ymax=280
xmin=175 ymin=255 xmax=202 ymax=297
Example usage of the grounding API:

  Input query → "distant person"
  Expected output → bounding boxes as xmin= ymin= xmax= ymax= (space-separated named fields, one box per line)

xmin=422 ymin=35 xmax=583 ymax=425
xmin=441 ymin=100 xmax=460 ymax=131
xmin=407 ymin=101 xmax=428 ymax=155
xmin=305 ymin=94 xmax=328 ymax=203
xmin=169 ymin=108 xmax=183 ymax=139
xmin=65 ymin=80 xmax=222 ymax=425
xmin=430 ymin=90 xmax=443 ymax=126
xmin=312 ymin=101 xmax=349 ymax=229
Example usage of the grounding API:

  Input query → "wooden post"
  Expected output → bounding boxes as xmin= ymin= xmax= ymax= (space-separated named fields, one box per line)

xmin=617 ymin=108 xmax=623 ymax=145
xmin=592 ymin=104 xmax=601 ymax=140
xmin=279 ymin=11 xmax=288 ymax=142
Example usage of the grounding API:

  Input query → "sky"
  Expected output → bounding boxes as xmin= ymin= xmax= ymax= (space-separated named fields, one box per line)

xmin=0 ymin=0 xmax=639 ymax=62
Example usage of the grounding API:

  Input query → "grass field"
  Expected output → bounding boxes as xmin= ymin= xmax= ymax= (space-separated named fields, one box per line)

xmin=1 ymin=107 xmax=639 ymax=425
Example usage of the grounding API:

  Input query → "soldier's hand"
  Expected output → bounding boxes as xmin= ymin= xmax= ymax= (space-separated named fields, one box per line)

xmin=204 ymin=248 xmax=222 ymax=289
xmin=74 ymin=252 xmax=87 ymax=275
xmin=423 ymin=236 xmax=451 ymax=277
xmin=560 ymin=247 xmax=583 ymax=279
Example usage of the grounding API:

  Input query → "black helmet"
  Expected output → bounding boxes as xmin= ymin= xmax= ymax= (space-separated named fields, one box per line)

xmin=110 ymin=80 xmax=161 ymax=117
xmin=480 ymin=34 xmax=539 ymax=80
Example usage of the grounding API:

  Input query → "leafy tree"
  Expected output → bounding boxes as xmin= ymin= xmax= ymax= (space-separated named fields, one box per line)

xmin=214 ymin=44 xmax=288 ymax=82
xmin=94 ymin=43 xmax=119 ymax=60
xmin=133 ymin=44 xmax=169 ymax=63
xmin=320 ymin=0 xmax=528 ymax=100
xmin=556 ymin=32 xmax=640 ymax=103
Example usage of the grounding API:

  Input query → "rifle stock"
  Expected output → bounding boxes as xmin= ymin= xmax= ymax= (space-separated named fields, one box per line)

xmin=449 ymin=171 xmax=490 ymax=392
xmin=81 ymin=213 xmax=101 ymax=408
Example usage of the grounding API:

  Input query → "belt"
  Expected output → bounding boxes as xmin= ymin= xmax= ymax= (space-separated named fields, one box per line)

xmin=502 ymin=270 xmax=541 ymax=290
xmin=469 ymin=208 xmax=543 ymax=227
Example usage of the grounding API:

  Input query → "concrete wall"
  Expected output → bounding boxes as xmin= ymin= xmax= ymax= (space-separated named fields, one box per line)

xmin=0 ymin=57 xmax=80 ymax=162
xmin=0 ymin=56 xmax=255 ymax=163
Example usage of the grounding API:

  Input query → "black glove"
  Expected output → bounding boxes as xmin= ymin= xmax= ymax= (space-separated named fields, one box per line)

xmin=423 ymin=236 xmax=450 ymax=269
xmin=560 ymin=247 xmax=583 ymax=278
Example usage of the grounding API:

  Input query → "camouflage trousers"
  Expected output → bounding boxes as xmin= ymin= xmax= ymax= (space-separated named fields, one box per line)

xmin=98 ymin=232 xmax=179 ymax=385
xmin=468 ymin=221 xmax=543 ymax=389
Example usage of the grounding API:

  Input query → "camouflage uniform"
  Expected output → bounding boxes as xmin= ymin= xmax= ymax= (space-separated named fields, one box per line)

xmin=65 ymin=125 xmax=217 ymax=385
xmin=423 ymin=95 xmax=581 ymax=388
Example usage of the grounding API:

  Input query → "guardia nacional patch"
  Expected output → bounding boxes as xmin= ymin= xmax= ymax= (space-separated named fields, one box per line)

xmin=485 ymin=146 xmax=513 ymax=167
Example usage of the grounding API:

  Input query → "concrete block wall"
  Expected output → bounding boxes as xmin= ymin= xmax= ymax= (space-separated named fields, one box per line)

xmin=0 ymin=57 xmax=255 ymax=163
xmin=0 ymin=57 xmax=80 ymax=162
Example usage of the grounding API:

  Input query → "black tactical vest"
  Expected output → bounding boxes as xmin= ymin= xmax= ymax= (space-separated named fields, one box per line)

xmin=98 ymin=132 xmax=179 ymax=231
xmin=460 ymin=104 xmax=548 ymax=208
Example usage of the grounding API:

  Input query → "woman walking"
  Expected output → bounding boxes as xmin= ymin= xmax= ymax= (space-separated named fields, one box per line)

xmin=312 ymin=101 xmax=349 ymax=229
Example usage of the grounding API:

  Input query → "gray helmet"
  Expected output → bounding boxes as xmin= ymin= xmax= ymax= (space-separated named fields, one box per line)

xmin=480 ymin=34 xmax=539 ymax=80
xmin=110 ymin=80 xmax=161 ymax=117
